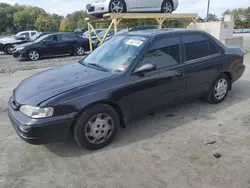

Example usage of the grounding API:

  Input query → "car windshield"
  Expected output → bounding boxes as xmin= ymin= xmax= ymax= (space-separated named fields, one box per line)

xmin=29 ymin=33 xmax=41 ymax=41
xmin=35 ymin=34 xmax=51 ymax=42
xmin=81 ymin=35 xmax=148 ymax=73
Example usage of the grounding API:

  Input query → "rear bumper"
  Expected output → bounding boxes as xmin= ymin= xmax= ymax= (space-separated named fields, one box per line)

xmin=8 ymin=98 xmax=77 ymax=145
xmin=86 ymin=2 xmax=110 ymax=15
xmin=233 ymin=64 xmax=246 ymax=83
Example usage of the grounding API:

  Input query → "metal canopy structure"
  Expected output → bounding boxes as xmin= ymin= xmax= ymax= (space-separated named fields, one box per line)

xmin=86 ymin=13 xmax=198 ymax=51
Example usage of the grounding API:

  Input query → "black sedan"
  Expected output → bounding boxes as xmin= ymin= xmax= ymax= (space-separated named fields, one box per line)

xmin=12 ymin=32 xmax=90 ymax=61
xmin=8 ymin=29 xmax=245 ymax=150
xmin=0 ymin=32 xmax=50 ymax=55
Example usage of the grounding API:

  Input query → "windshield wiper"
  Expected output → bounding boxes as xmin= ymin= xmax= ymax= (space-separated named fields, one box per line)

xmin=87 ymin=63 xmax=109 ymax=72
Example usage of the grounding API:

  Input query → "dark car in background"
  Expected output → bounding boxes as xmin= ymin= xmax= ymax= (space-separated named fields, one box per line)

xmin=92 ymin=29 xmax=118 ymax=48
xmin=0 ymin=32 xmax=50 ymax=55
xmin=8 ymin=29 xmax=245 ymax=150
xmin=94 ymin=25 xmax=159 ymax=47
xmin=12 ymin=32 xmax=90 ymax=61
xmin=83 ymin=29 xmax=104 ymax=39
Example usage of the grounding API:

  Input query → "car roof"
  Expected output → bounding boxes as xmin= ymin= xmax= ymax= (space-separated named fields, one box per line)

xmin=117 ymin=28 xmax=226 ymax=49
xmin=119 ymin=28 xmax=209 ymax=38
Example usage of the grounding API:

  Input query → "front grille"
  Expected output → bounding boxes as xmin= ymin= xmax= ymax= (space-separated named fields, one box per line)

xmin=86 ymin=4 xmax=95 ymax=12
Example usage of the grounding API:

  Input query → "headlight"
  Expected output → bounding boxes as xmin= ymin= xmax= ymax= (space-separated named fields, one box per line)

xmin=16 ymin=46 xmax=25 ymax=51
xmin=20 ymin=105 xmax=54 ymax=118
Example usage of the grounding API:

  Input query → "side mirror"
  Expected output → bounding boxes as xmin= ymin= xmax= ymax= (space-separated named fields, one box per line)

xmin=134 ymin=63 xmax=156 ymax=75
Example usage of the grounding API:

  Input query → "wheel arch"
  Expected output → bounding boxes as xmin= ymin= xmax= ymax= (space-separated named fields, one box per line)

xmin=71 ymin=100 xmax=126 ymax=134
xmin=222 ymin=71 xmax=233 ymax=90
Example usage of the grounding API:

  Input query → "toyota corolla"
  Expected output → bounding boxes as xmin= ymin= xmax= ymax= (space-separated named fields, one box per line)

xmin=8 ymin=29 xmax=245 ymax=150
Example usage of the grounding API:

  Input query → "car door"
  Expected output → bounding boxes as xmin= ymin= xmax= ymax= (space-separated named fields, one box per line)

xmin=135 ymin=0 xmax=160 ymax=11
xmin=180 ymin=34 xmax=224 ymax=98
xmin=124 ymin=0 xmax=138 ymax=11
xmin=58 ymin=34 xmax=76 ymax=54
xmin=129 ymin=36 xmax=186 ymax=117
xmin=40 ymin=35 xmax=62 ymax=56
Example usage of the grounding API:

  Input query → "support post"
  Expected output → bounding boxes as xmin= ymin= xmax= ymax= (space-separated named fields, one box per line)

xmin=101 ymin=21 xmax=114 ymax=44
xmin=156 ymin=18 xmax=165 ymax=29
xmin=88 ymin=23 xmax=93 ymax=52
xmin=88 ymin=23 xmax=102 ymax=42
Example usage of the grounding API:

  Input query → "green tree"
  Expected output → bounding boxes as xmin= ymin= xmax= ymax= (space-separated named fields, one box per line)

xmin=206 ymin=13 xmax=219 ymax=21
xmin=0 ymin=3 xmax=18 ymax=34
xmin=60 ymin=18 xmax=71 ymax=32
xmin=35 ymin=15 xmax=58 ymax=32
xmin=232 ymin=8 xmax=250 ymax=28
xmin=66 ymin=11 xmax=88 ymax=30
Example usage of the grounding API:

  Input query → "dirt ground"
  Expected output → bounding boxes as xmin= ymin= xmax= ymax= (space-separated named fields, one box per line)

xmin=0 ymin=37 xmax=250 ymax=188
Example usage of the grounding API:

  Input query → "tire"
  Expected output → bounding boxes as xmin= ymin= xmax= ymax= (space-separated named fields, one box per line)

xmin=206 ymin=74 xmax=230 ymax=104
xmin=75 ymin=45 xmax=85 ymax=56
xmin=73 ymin=104 xmax=120 ymax=150
xmin=28 ymin=49 xmax=40 ymax=61
xmin=161 ymin=0 xmax=173 ymax=13
xmin=4 ymin=44 xmax=13 ymax=55
xmin=109 ymin=0 xmax=126 ymax=13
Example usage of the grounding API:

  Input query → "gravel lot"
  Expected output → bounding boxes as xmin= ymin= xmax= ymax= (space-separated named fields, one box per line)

xmin=0 ymin=36 xmax=250 ymax=188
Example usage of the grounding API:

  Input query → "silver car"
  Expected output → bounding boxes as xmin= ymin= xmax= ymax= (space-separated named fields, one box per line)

xmin=86 ymin=0 xmax=179 ymax=15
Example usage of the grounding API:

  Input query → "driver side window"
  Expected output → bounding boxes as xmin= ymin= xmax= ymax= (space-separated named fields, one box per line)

xmin=19 ymin=32 xmax=29 ymax=38
xmin=138 ymin=36 xmax=181 ymax=71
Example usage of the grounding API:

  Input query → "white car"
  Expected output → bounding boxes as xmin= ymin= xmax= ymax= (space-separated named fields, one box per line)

xmin=86 ymin=0 xmax=179 ymax=15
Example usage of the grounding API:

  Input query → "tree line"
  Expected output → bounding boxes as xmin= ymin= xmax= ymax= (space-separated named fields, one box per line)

xmin=197 ymin=7 xmax=250 ymax=29
xmin=0 ymin=3 xmax=249 ymax=36
xmin=0 ymin=3 xmax=88 ymax=35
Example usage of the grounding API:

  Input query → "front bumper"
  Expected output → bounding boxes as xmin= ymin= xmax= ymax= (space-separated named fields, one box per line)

xmin=8 ymin=98 xmax=76 ymax=145
xmin=86 ymin=2 xmax=110 ymax=15
xmin=12 ymin=50 xmax=27 ymax=60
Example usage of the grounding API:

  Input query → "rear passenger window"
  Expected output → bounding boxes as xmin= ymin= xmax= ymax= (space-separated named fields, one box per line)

xmin=209 ymin=40 xmax=219 ymax=55
xmin=182 ymin=35 xmax=209 ymax=61
xmin=142 ymin=37 xmax=180 ymax=70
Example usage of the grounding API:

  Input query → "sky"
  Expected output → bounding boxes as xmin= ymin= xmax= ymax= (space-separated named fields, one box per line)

xmin=0 ymin=0 xmax=249 ymax=17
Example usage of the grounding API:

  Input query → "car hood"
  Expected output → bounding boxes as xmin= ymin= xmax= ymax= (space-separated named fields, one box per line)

xmin=0 ymin=37 xmax=22 ymax=44
xmin=14 ymin=41 xmax=34 ymax=48
xmin=13 ymin=62 xmax=114 ymax=105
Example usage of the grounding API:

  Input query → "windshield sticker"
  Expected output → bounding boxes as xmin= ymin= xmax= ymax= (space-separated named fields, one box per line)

xmin=126 ymin=39 xmax=143 ymax=47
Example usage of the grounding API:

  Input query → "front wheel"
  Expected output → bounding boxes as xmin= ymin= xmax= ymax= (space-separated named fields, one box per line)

xmin=4 ymin=45 xmax=13 ymax=55
xmin=206 ymin=74 xmax=230 ymax=104
xmin=73 ymin=104 xmax=120 ymax=150
xmin=28 ymin=49 xmax=40 ymax=61
xmin=161 ymin=0 xmax=173 ymax=13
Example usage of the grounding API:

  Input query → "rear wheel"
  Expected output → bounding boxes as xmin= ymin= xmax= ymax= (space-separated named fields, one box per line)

xmin=73 ymin=104 xmax=120 ymax=150
xmin=161 ymin=0 xmax=173 ymax=13
xmin=75 ymin=46 xmax=85 ymax=56
xmin=109 ymin=0 xmax=126 ymax=13
xmin=28 ymin=49 xmax=40 ymax=61
xmin=4 ymin=45 xmax=13 ymax=55
xmin=206 ymin=74 xmax=229 ymax=104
